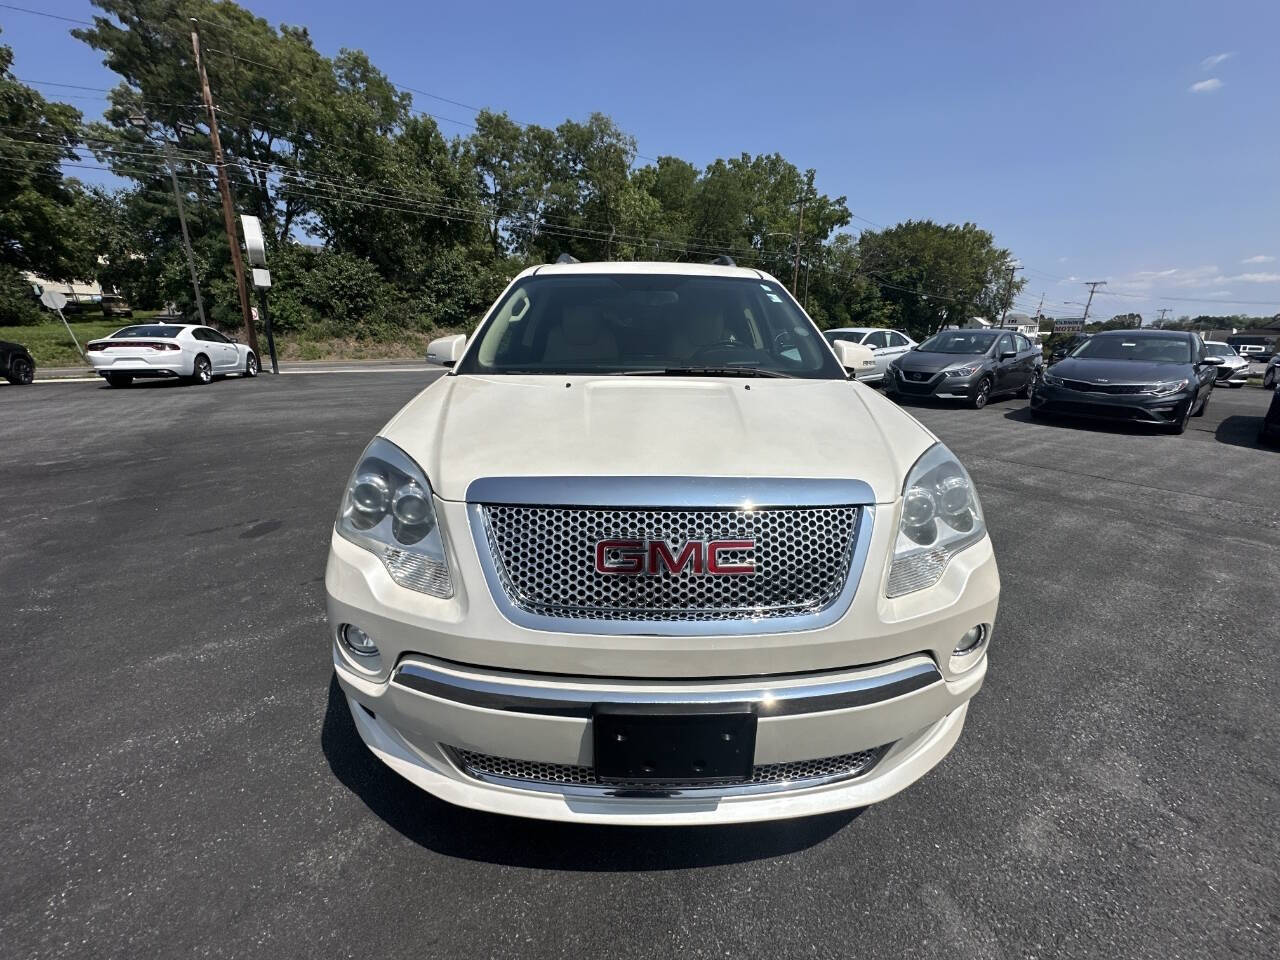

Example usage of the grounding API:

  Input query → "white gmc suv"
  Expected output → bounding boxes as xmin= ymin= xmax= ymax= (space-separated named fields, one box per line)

xmin=325 ymin=260 xmax=1000 ymax=825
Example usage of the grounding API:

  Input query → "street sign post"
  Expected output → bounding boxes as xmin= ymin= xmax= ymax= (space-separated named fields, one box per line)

xmin=39 ymin=289 xmax=85 ymax=361
xmin=240 ymin=216 xmax=278 ymax=374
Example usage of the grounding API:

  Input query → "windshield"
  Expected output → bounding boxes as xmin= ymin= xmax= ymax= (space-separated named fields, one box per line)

xmin=111 ymin=325 xmax=183 ymax=338
xmin=1204 ymin=343 xmax=1237 ymax=358
xmin=455 ymin=274 xmax=845 ymax=379
xmin=1071 ymin=335 xmax=1191 ymax=363
xmin=918 ymin=331 xmax=999 ymax=354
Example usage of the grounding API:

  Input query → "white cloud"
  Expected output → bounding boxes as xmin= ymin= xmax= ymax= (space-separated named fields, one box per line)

xmin=1057 ymin=256 xmax=1068 ymax=263
xmin=1200 ymin=52 xmax=1234 ymax=70
xmin=1204 ymin=290 xmax=1233 ymax=297
xmin=1223 ymin=272 xmax=1280 ymax=284
xmin=1242 ymin=254 xmax=1275 ymax=264
xmin=1189 ymin=78 xmax=1223 ymax=93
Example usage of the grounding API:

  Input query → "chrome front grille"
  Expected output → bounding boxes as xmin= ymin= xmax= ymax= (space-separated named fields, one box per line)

xmin=479 ymin=505 xmax=860 ymax=622
xmin=449 ymin=745 xmax=887 ymax=796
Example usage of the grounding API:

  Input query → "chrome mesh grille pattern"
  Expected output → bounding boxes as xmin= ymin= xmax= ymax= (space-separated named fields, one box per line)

xmin=450 ymin=746 xmax=886 ymax=793
xmin=480 ymin=505 xmax=860 ymax=621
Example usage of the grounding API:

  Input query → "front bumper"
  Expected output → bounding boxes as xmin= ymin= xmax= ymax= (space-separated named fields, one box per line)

xmin=1216 ymin=366 xmax=1250 ymax=386
xmin=888 ymin=367 xmax=982 ymax=400
xmin=325 ymin=497 xmax=1000 ymax=824
xmin=1030 ymin=382 xmax=1194 ymax=424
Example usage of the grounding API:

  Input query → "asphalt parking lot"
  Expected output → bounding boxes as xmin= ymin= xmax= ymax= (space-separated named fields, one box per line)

xmin=2 ymin=372 xmax=1277 ymax=959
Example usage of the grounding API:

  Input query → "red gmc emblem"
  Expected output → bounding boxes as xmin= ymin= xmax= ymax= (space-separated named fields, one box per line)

xmin=594 ymin=538 xmax=756 ymax=576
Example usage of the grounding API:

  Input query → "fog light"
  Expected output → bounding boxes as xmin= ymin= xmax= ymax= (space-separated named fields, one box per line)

xmin=954 ymin=624 xmax=986 ymax=656
xmin=340 ymin=623 xmax=379 ymax=657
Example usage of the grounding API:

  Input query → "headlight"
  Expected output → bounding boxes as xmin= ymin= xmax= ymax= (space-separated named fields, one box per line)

xmin=887 ymin=443 xmax=986 ymax=597
xmin=336 ymin=437 xmax=453 ymax=597
xmin=1041 ymin=372 xmax=1064 ymax=387
xmin=1149 ymin=379 xmax=1188 ymax=397
xmin=943 ymin=363 xmax=982 ymax=378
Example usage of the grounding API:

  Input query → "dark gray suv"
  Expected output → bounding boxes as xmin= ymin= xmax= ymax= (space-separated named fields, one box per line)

xmin=885 ymin=329 xmax=1039 ymax=409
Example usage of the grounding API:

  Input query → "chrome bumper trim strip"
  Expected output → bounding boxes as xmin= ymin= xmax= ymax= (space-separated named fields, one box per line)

xmin=391 ymin=656 xmax=941 ymax=719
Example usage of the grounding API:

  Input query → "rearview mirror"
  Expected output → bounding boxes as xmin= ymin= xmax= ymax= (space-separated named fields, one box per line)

xmin=427 ymin=333 xmax=467 ymax=367
xmin=832 ymin=339 xmax=876 ymax=378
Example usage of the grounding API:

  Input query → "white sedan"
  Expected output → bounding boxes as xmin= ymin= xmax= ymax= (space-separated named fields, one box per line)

xmin=86 ymin=323 xmax=258 ymax=387
xmin=823 ymin=327 xmax=917 ymax=383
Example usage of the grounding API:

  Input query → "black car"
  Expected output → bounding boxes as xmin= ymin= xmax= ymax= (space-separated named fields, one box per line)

xmin=885 ymin=328 xmax=1040 ymax=409
xmin=2 ymin=340 xmax=35 ymax=385
xmin=1030 ymin=329 xmax=1219 ymax=434
xmin=1259 ymin=387 xmax=1280 ymax=446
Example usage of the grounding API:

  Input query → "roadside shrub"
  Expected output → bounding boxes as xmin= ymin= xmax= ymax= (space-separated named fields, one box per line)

xmin=0 ymin=265 xmax=46 ymax=325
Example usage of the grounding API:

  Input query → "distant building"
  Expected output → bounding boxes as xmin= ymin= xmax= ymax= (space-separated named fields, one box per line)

xmin=22 ymin=272 xmax=109 ymax=305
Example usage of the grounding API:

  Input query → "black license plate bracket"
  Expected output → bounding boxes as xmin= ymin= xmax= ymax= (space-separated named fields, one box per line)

xmin=591 ymin=704 xmax=756 ymax=784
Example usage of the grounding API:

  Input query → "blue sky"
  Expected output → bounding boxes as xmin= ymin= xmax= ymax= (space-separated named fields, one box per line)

xmin=4 ymin=0 xmax=1278 ymax=320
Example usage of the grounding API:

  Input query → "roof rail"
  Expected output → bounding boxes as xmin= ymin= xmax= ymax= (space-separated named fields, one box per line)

xmin=554 ymin=253 xmax=580 ymax=264
xmin=710 ymin=254 xmax=736 ymax=267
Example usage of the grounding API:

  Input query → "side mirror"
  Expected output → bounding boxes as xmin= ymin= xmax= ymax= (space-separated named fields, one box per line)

xmin=1200 ymin=356 xmax=1225 ymax=366
xmin=864 ymin=343 xmax=877 ymax=351
xmin=427 ymin=333 xmax=467 ymax=367
xmin=1000 ymin=350 xmax=1017 ymax=360
xmin=832 ymin=339 xmax=876 ymax=378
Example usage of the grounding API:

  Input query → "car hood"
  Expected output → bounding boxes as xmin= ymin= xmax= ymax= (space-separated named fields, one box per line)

xmin=1049 ymin=358 xmax=1194 ymax=383
xmin=895 ymin=350 xmax=989 ymax=374
xmin=379 ymin=375 xmax=937 ymax=505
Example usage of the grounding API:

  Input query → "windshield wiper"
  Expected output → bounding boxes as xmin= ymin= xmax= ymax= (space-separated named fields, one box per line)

xmin=617 ymin=366 xmax=796 ymax=379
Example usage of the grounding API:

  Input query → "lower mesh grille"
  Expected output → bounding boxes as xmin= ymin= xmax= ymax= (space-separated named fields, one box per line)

xmin=449 ymin=745 xmax=888 ymax=794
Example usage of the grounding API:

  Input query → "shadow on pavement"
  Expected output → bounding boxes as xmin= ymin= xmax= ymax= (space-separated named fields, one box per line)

xmin=1214 ymin=414 xmax=1273 ymax=451
xmin=321 ymin=674 xmax=861 ymax=870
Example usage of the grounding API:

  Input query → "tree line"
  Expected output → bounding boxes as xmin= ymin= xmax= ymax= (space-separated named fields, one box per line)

xmin=2 ymin=0 xmax=1031 ymax=342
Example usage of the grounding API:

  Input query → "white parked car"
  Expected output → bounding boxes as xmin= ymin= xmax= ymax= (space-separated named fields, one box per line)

xmin=1202 ymin=341 xmax=1250 ymax=388
xmin=325 ymin=260 xmax=1000 ymax=826
xmin=86 ymin=323 xmax=258 ymax=387
xmin=823 ymin=327 xmax=916 ymax=383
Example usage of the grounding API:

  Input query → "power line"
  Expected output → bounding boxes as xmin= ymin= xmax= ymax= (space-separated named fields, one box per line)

xmin=0 ymin=3 xmax=92 ymax=25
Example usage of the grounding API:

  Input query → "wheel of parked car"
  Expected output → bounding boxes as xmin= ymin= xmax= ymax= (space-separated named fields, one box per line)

xmin=1016 ymin=377 xmax=1032 ymax=399
xmin=1193 ymin=392 xmax=1208 ymax=417
xmin=6 ymin=356 xmax=34 ymax=385
xmin=244 ymin=352 xmax=259 ymax=378
xmin=1265 ymin=366 xmax=1277 ymax=389
xmin=1168 ymin=398 xmax=1193 ymax=434
xmin=104 ymin=373 xmax=133 ymax=388
xmin=189 ymin=354 xmax=212 ymax=385
xmin=970 ymin=376 xmax=992 ymax=409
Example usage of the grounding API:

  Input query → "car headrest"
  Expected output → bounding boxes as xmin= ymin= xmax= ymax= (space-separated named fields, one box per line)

xmin=562 ymin=304 xmax=601 ymax=345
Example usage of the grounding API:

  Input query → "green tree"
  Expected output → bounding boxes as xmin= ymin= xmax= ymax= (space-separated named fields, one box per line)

xmin=0 ymin=33 xmax=89 ymax=283
xmin=855 ymin=221 xmax=1023 ymax=339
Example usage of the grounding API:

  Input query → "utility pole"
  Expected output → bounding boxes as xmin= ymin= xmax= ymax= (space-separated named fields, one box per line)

xmin=1035 ymin=291 xmax=1045 ymax=318
xmin=163 ymin=139 xmax=207 ymax=325
xmin=791 ymin=187 xmax=806 ymax=295
xmin=999 ymin=262 xmax=1023 ymax=325
xmin=1156 ymin=307 xmax=1171 ymax=327
xmin=1081 ymin=280 xmax=1106 ymax=325
xmin=128 ymin=112 xmax=207 ymax=325
xmin=190 ymin=18 xmax=258 ymax=356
